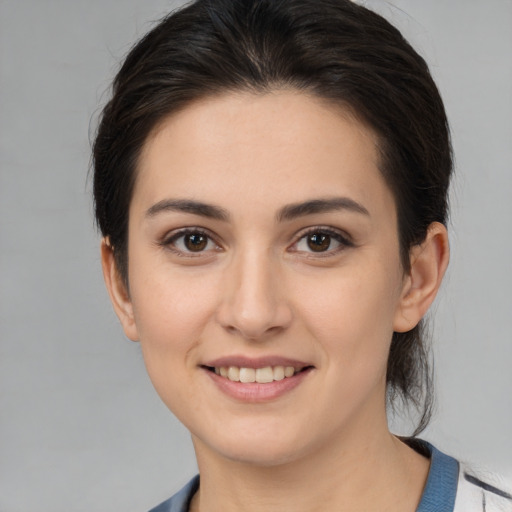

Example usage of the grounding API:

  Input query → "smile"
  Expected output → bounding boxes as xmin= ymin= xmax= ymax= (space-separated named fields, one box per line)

xmin=210 ymin=365 xmax=301 ymax=383
xmin=202 ymin=357 xmax=314 ymax=401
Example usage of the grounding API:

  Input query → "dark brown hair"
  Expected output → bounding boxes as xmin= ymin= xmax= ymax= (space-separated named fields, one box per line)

xmin=93 ymin=0 xmax=452 ymax=434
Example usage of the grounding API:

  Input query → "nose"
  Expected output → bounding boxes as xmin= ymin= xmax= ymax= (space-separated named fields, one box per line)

xmin=215 ymin=247 xmax=293 ymax=341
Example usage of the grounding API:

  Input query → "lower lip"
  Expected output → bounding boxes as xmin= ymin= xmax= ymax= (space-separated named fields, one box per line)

xmin=204 ymin=368 xmax=313 ymax=403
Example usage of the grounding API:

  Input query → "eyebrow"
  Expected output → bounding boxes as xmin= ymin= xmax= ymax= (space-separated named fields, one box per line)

xmin=146 ymin=199 xmax=230 ymax=221
xmin=145 ymin=196 xmax=369 ymax=222
xmin=276 ymin=197 xmax=370 ymax=222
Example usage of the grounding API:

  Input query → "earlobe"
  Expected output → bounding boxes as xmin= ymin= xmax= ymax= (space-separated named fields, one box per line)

xmin=393 ymin=222 xmax=450 ymax=333
xmin=100 ymin=238 xmax=139 ymax=341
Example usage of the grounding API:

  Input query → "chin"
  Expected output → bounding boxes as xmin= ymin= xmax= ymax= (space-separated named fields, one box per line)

xmin=192 ymin=420 xmax=320 ymax=468
xmin=217 ymin=441 xmax=305 ymax=467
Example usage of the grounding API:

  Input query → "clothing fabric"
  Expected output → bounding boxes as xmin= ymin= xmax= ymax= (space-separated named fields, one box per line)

xmin=148 ymin=441 xmax=512 ymax=512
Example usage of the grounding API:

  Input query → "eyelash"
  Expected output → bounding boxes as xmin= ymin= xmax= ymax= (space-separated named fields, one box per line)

xmin=291 ymin=227 xmax=354 ymax=257
xmin=159 ymin=228 xmax=221 ymax=257
xmin=159 ymin=226 xmax=354 ymax=258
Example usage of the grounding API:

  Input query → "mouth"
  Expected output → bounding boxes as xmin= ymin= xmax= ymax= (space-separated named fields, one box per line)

xmin=202 ymin=365 xmax=311 ymax=384
xmin=201 ymin=358 xmax=314 ymax=402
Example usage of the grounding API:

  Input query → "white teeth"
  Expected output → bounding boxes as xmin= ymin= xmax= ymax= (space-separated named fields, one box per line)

xmin=273 ymin=366 xmax=285 ymax=381
xmin=239 ymin=367 xmax=256 ymax=383
xmin=255 ymin=366 xmax=274 ymax=383
xmin=228 ymin=366 xmax=240 ymax=381
xmin=215 ymin=365 xmax=301 ymax=383
xmin=284 ymin=366 xmax=295 ymax=378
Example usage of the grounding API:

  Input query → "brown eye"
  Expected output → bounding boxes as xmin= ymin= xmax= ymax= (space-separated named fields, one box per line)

xmin=184 ymin=233 xmax=208 ymax=251
xmin=306 ymin=233 xmax=332 ymax=252
xmin=162 ymin=228 xmax=221 ymax=257
xmin=293 ymin=228 xmax=352 ymax=256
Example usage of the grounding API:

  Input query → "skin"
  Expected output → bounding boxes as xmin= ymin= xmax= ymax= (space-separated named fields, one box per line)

xmin=102 ymin=91 xmax=449 ymax=512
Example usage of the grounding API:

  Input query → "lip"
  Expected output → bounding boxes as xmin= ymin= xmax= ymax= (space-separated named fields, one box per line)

xmin=203 ymin=355 xmax=311 ymax=369
xmin=201 ymin=356 xmax=314 ymax=403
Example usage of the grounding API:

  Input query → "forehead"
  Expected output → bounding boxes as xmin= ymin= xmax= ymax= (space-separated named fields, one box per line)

xmin=133 ymin=90 xmax=393 ymax=219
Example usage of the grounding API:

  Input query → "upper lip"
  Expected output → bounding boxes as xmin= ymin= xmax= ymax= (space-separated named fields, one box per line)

xmin=202 ymin=355 xmax=312 ymax=369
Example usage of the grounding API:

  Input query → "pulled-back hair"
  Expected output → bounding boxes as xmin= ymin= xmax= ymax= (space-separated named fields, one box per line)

xmin=93 ymin=0 xmax=452 ymax=434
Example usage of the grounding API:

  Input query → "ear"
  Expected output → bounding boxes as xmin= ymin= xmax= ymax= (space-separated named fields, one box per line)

xmin=393 ymin=222 xmax=450 ymax=333
xmin=100 ymin=238 xmax=139 ymax=341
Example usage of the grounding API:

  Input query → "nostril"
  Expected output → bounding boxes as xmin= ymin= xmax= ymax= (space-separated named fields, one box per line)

xmin=215 ymin=287 xmax=293 ymax=341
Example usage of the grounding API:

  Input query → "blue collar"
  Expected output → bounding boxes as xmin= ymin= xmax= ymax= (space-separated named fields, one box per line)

xmin=409 ymin=439 xmax=459 ymax=512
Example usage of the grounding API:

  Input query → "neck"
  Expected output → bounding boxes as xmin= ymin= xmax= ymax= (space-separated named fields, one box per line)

xmin=190 ymin=414 xmax=429 ymax=512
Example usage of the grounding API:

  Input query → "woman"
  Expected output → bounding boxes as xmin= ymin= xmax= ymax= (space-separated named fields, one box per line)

xmin=92 ymin=0 xmax=511 ymax=510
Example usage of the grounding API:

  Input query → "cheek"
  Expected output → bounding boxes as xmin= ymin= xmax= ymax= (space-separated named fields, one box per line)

xmin=128 ymin=260 xmax=221 ymax=363
xmin=293 ymin=262 xmax=401 ymax=370
xmin=128 ymin=268 xmax=222 ymax=414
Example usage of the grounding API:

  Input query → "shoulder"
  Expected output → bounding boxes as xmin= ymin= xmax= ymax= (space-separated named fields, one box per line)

xmin=147 ymin=475 xmax=199 ymax=512
xmin=454 ymin=464 xmax=512 ymax=512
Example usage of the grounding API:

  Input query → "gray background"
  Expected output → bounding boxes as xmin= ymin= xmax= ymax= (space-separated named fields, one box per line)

xmin=0 ymin=1 xmax=511 ymax=511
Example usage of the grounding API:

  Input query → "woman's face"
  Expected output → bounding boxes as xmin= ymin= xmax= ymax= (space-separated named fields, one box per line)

xmin=114 ymin=91 xmax=414 ymax=466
